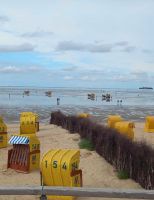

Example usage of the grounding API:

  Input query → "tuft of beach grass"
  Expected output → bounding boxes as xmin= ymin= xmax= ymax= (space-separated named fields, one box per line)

xmin=117 ymin=170 xmax=129 ymax=179
xmin=78 ymin=138 xmax=95 ymax=151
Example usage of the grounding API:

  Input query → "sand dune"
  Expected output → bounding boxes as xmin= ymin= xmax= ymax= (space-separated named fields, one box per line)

xmin=0 ymin=122 xmax=153 ymax=200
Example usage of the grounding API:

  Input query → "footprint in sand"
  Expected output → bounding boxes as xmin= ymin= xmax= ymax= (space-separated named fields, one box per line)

xmin=72 ymin=137 xmax=79 ymax=141
xmin=81 ymin=152 xmax=92 ymax=158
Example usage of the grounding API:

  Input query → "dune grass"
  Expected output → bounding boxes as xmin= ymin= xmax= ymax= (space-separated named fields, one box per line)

xmin=79 ymin=138 xmax=95 ymax=151
xmin=117 ymin=170 xmax=129 ymax=179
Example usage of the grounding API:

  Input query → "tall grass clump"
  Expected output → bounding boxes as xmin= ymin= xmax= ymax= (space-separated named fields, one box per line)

xmin=117 ymin=170 xmax=129 ymax=179
xmin=50 ymin=111 xmax=154 ymax=189
xmin=79 ymin=138 xmax=95 ymax=151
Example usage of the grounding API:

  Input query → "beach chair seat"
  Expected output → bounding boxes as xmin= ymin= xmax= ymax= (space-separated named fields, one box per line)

xmin=8 ymin=134 xmax=40 ymax=173
xmin=144 ymin=116 xmax=154 ymax=132
xmin=41 ymin=149 xmax=82 ymax=200
xmin=0 ymin=117 xmax=7 ymax=148
xmin=107 ymin=115 xmax=123 ymax=128
xmin=114 ymin=121 xmax=135 ymax=140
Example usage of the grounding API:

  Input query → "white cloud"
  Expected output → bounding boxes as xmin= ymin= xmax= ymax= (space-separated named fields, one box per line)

xmin=0 ymin=1 xmax=152 ymax=54
xmin=133 ymin=63 xmax=154 ymax=73
xmin=21 ymin=30 xmax=53 ymax=38
xmin=142 ymin=49 xmax=153 ymax=54
xmin=62 ymin=66 xmax=78 ymax=72
xmin=110 ymin=71 xmax=150 ymax=82
xmin=115 ymin=41 xmax=128 ymax=46
xmin=0 ymin=1 xmax=153 ymax=87
xmin=122 ymin=46 xmax=136 ymax=53
xmin=0 ymin=66 xmax=22 ymax=73
xmin=56 ymin=40 xmax=135 ymax=53
xmin=0 ymin=43 xmax=35 ymax=52
xmin=0 ymin=15 xmax=9 ymax=23
xmin=79 ymin=75 xmax=97 ymax=81
xmin=63 ymin=76 xmax=74 ymax=80
xmin=0 ymin=66 xmax=41 ymax=73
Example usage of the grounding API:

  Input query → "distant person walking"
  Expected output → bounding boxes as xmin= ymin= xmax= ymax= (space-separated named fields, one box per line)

xmin=117 ymin=100 xmax=119 ymax=105
xmin=57 ymin=97 xmax=60 ymax=105
xmin=117 ymin=99 xmax=123 ymax=106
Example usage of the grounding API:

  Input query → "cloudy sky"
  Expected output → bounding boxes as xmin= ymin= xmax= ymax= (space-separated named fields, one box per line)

xmin=0 ymin=0 xmax=153 ymax=88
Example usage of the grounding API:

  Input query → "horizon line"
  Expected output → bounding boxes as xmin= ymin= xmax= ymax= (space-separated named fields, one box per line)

xmin=0 ymin=85 xmax=144 ymax=90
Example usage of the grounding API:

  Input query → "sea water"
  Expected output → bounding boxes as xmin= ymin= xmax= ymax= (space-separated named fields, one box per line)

xmin=0 ymin=86 xmax=154 ymax=122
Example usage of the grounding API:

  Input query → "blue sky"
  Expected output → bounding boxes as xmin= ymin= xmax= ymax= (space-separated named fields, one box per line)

xmin=0 ymin=0 xmax=153 ymax=88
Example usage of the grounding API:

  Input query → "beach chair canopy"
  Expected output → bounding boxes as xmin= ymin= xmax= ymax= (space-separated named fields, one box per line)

xmin=9 ymin=135 xmax=29 ymax=144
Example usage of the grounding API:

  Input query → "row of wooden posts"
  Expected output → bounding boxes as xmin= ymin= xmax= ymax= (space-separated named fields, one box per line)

xmin=50 ymin=111 xmax=154 ymax=190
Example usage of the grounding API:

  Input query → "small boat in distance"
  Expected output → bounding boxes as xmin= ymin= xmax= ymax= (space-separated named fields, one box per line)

xmin=139 ymin=87 xmax=153 ymax=90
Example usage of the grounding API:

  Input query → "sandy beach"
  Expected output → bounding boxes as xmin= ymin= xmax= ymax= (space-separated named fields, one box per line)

xmin=0 ymin=122 xmax=153 ymax=200
xmin=0 ymin=0 xmax=153 ymax=198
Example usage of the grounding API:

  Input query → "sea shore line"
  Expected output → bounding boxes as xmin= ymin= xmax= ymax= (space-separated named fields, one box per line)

xmin=1 ymin=105 xmax=154 ymax=124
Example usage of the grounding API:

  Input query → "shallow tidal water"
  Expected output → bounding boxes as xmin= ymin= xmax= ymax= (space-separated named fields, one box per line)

xmin=0 ymin=86 xmax=154 ymax=123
